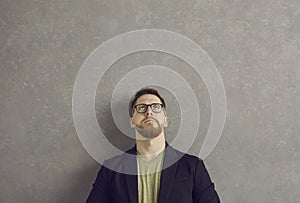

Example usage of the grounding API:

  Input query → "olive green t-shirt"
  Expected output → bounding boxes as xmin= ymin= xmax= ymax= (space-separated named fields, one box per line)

xmin=137 ymin=150 xmax=165 ymax=203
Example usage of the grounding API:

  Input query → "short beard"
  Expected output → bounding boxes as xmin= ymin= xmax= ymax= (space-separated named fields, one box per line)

xmin=136 ymin=118 xmax=163 ymax=139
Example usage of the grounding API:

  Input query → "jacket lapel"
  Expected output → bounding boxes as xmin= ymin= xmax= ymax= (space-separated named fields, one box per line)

xmin=125 ymin=174 xmax=138 ymax=203
xmin=157 ymin=145 xmax=179 ymax=203
xmin=124 ymin=146 xmax=138 ymax=203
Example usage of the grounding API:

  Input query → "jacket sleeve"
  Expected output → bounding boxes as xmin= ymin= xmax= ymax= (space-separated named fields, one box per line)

xmin=86 ymin=163 xmax=112 ymax=203
xmin=192 ymin=159 xmax=221 ymax=203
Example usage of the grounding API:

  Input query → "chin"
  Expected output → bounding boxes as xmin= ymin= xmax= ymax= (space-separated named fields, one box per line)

xmin=137 ymin=128 xmax=162 ymax=139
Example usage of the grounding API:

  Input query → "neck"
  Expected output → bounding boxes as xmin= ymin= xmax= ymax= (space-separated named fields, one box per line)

xmin=136 ymin=132 xmax=166 ymax=160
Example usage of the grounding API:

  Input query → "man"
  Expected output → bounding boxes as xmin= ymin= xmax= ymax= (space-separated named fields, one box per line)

xmin=87 ymin=88 xmax=220 ymax=203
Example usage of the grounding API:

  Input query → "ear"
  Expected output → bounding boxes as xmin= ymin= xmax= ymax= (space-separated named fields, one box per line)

xmin=130 ymin=118 xmax=135 ymax=128
xmin=164 ymin=116 xmax=168 ymax=127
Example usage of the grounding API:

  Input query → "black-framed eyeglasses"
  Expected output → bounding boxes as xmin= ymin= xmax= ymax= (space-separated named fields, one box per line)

xmin=134 ymin=103 xmax=164 ymax=113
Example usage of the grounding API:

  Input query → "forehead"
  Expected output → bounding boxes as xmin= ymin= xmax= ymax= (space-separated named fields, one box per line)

xmin=136 ymin=94 xmax=162 ymax=104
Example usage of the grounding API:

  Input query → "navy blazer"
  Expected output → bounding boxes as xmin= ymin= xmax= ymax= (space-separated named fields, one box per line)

xmin=87 ymin=144 xmax=220 ymax=203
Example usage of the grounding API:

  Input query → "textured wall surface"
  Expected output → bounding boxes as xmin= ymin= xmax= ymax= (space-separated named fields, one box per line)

xmin=1 ymin=0 xmax=299 ymax=202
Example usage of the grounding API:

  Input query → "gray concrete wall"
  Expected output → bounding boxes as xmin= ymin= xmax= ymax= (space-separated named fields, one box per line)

xmin=1 ymin=0 xmax=299 ymax=202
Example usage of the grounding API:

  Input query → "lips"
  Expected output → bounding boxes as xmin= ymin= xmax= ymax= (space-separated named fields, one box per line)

xmin=143 ymin=118 xmax=157 ymax=123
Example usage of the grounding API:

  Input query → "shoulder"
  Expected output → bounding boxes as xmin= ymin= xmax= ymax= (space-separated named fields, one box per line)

xmin=99 ymin=146 xmax=137 ymax=175
xmin=101 ymin=153 xmax=130 ymax=171
xmin=170 ymin=146 xmax=204 ymax=163
xmin=167 ymin=146 xmax=206 ymax=173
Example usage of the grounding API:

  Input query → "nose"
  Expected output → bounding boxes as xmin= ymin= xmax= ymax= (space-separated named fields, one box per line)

xmin=145 ymin=105 xmax=153 ymax=116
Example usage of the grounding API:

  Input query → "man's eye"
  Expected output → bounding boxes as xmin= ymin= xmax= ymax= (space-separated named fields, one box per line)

xmin=153 ymin=104 xmax=161 ymax=109
xmin=138 ymin=106 xmax=146 ymax=111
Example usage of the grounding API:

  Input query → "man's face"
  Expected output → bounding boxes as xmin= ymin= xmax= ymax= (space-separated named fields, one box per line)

xmin=130 ymin=94 xmax=168 ymax=139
